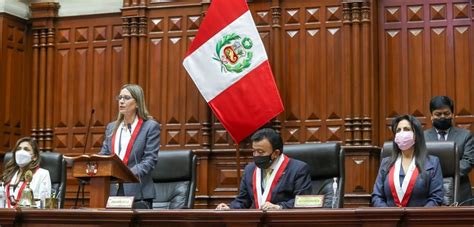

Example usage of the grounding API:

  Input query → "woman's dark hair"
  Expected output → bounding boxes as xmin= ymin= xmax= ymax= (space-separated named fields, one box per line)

xmin=429 ymin=96 xmax=454 ymax=113
xmin=2 ymin=137 xmax=41 ymax=183
xmin=250 ymin=128 xmax=283 ymax=153
xmin=386 ymin=115 xmax=428 ymax=174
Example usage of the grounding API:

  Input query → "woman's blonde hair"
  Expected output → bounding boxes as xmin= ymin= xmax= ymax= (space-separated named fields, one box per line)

xmin=2 ymin=137 xmax=41 ymax=183
xmin=112 ymin=84 xmax=150 ymax=133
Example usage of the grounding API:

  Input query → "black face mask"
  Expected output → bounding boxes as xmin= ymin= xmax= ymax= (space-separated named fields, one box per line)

xmin=433 ymin=118 xmax=452 ymax=131
xmin=254 ymin=155 xmax=273 ymax=169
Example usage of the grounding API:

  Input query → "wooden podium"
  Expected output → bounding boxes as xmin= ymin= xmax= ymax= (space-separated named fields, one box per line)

xmin=65 ymin=154 xmax=139 ymax=208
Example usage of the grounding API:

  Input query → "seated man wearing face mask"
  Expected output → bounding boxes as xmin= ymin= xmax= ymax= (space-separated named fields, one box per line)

xmin=424 ymin=96 xmax=474 ymax=205
xmin=216 ymin=128 xmax=312 ymax=210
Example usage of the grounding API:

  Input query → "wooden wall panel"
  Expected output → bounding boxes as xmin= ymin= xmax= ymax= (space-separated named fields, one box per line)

xmin=378 ymin=0 xmax=474 ymax=144
xmin=431 ymin=28 xmax=449 ymax=94
xmin=407 ymin=28 xmax=424 ymax=115
xmin=280 ymin=0 xmax=346 ymax=145
xmin=53 ymin=14 xmax=124 ymax=155
xmin=343 ymin=146 xmax=380 ymax=207
xmin=0 ymin=13 xmax=31 ymax=152
xmin=147 ymin=6 xmax=209 ymax=150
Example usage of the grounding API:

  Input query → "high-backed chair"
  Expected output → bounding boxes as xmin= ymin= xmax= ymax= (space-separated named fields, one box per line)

xmin=284 ymin=143 xmax=345 ymax=208
xmin=381 ymin=141 xmax=459 ymax=205
xmin=3 ymin=151 xmax=67 ymax=208
xmin=151 ymin=150 xmax=197 ymax=209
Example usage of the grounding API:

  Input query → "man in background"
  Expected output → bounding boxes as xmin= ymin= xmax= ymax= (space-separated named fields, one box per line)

xmin=424 ymin=96 xmax=474 ymax=205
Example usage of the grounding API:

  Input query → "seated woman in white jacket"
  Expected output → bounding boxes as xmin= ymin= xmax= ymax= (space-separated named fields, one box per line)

xmin=2 ymin=137 xmax=51 ymax=208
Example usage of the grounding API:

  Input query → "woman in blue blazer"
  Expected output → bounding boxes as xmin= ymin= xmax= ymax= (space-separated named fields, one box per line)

xmin=372 ymin=115 xmax=444 ymax=207
xmin=100 ymin=84 xmax=160 ymax=209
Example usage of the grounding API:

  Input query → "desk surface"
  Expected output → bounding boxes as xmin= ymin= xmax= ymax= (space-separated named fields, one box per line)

xmin=2 ymin=207 xmax=474 ymax=227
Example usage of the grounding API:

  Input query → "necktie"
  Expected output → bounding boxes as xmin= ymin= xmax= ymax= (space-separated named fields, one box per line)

xmin=439 ymin=131 xmax=447 ymax=141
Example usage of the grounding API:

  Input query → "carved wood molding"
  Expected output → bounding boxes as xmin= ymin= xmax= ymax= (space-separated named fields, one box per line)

xmin=341 ymin=0 xmax=373 ymax=146
xmin=30 ymin=2 xmax=59 ymax=151
xmin=270 ymin=1 xmax=282 ymax=133
xmin=29 ymin=2 xmax=59 ymax=29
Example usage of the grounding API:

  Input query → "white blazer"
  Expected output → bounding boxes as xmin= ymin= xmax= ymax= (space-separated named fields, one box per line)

xmin=9 ymin=168 xmax=51 ymax=200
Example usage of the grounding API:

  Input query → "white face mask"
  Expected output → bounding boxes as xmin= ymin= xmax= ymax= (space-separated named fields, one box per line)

xmin=15 ymin=150 xmax=32 ymax=167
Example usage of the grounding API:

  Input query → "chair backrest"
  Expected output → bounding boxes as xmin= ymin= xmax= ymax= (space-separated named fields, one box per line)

xmin=284 ymin=143 xmax=345 ymax=208
xmin=381 ymin=141 xmax=459 ymax=205
xmin=3 ymin=151 xmax=67 ymax=208
xmin=151 ymin=150 xmax=197 ymax=209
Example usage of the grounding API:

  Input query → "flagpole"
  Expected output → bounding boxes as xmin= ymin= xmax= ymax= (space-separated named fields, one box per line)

xmin=236 ymin=142 xmax=241 ymax=186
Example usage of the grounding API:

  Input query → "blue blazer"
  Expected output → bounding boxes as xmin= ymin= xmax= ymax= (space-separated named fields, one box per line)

xmin=372 ymin=155 xmax=444 ymax=207
xmin=230 ymin=157 xmax=312 ymax=209
xmin=100 ymin=119 xmax=160 ymax=200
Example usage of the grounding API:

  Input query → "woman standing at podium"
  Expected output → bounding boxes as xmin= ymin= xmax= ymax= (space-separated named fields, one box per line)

xmin=372 ymin=115 xmax=444 ymax=207
xmin=100 ymin=84 xmax=160 ymax=209
xmin=2 ymin=137 xmax=51 ymax=208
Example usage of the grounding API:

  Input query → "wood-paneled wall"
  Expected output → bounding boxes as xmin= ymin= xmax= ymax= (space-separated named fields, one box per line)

xmin=52 ymin=14 xmax=124 ymax=154
xmin=0 ymin=13 xmax=31 ymax=151
xmin=0 ymin=0 xmax=472 ymax=208
xmin=378 ymin=0 xmax=474 ymax=144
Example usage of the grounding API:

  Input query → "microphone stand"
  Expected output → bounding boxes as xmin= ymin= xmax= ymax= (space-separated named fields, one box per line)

xmin=74 ymin=109 xmax=95 ymax=208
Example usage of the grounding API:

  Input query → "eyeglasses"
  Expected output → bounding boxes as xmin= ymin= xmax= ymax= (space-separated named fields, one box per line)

xmin=115 ymin=95 xmax=133 ymax=101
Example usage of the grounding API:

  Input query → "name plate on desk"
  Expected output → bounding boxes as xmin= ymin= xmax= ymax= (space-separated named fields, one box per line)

xmin=294 ymin=195 xmax=324 ymax=208
xmin=106 ymin=196 xmax=134 ymax=209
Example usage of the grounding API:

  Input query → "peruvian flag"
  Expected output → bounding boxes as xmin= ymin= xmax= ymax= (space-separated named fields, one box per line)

xmin=183 ymin=0 xmax=284 ymax=143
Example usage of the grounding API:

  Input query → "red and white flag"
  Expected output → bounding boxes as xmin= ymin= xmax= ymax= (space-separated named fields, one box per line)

xmin=183 ymin=0 xmax=284 ymax=143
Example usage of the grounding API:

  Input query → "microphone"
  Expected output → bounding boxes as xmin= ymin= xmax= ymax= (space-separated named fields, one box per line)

xmin=83 ymin=109 xmax=95 ymax=154
xmin=331 ymin=177 xmax=338 ymax=208
xmin=129 ymin=122 xmax=150 ymax=209
xmin=451 ymin=198 xmax=474 ymax=207
xmin=74 ymin=108 xmax=94 ymax=208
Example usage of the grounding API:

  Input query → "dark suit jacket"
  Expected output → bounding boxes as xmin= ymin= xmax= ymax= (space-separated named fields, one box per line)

xmin=425 ymin=127 xmax=474 ymax=203
xmin=372 ymin=155 xmax=444 ymax=207
xmin=100 ymin=119 xmax=160 ymax=200
xmin=230 ymin=157 xmax=312 ymax=209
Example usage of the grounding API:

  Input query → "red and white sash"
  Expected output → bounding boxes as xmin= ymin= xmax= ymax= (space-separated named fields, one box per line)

xmin=388 ymin=156 xmax=419 ymax=207
xmin=5 ymin=168 xmax=39 ymax=208
xmin=111 ymin=118 xmax=143 ymax=165
xmin=252 ymin=154 xmax=289 ymax=209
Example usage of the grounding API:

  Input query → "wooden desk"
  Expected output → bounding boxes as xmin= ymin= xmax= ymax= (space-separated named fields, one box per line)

xmin=264 ymin=207 xmax=474 ymax=227
xmin=402 ymin=207 xmax=474 ymax=227
xmin=3 ymin=207 xmax=474 ymax=226
xmin=264 ymin=208 xmax=403 ymax=227
xmin=135 ymin=210 xmax=263 ymax=227
xmin=0 ymin=208 xmax=16 ymax=227
xmin=19 ymin=209 xmax=134 ymax=227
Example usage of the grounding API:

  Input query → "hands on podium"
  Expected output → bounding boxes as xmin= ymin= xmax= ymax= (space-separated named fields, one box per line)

xmin=215 ymin=201 xmax=282 ymax=210
xmin=216 ymin=203 xmax=230 ymax=210
xmin=260 ymin=201 xmax=282 ymax=210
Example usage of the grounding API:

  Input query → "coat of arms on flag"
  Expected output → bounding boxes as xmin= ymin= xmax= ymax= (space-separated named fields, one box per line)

xmin=183 ymin=0 xmax=284 ymax=143
xmin=213 ymin=33 xmax=253 ymax=73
